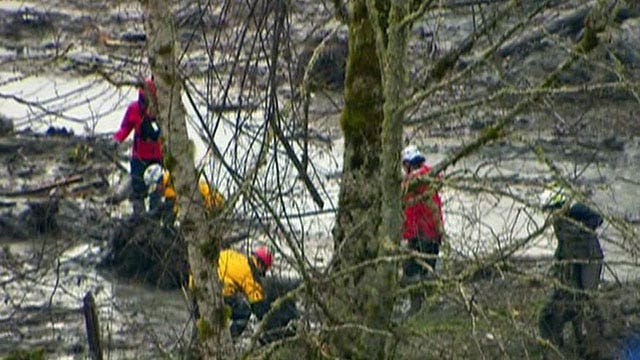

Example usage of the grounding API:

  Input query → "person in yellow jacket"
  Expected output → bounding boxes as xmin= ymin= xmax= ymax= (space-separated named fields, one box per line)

xmin=218 ymin=245 xmax=273 ymax=338
xmin=143 ymin=164 xmax=225 ymax=225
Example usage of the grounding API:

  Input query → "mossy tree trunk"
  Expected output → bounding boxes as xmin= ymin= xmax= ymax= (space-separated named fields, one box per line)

xmin=141 ymin=1 xmax=233 ymax=358
xmin=329 ymin=0 xmax=410 ymax=357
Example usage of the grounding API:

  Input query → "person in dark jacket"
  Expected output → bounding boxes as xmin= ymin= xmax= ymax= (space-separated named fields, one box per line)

xmin=401 ymin=145 xmax=445 ymax=314
xmin=538 ymin=184 xmax=605 ymax=358
xmin=113 ymin=77 xmax=163 ymax=216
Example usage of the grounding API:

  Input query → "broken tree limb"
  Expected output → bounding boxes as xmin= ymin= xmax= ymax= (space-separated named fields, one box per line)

xmin=0 ymin=175 xmax=83 ymax=197
xmin=68 ymin=178 xmax=110 ymax=196
xmin=0 ymin=200 xmax=16 ymax=207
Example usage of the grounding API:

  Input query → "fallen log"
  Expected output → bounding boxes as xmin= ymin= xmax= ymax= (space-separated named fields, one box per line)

xmin=68 ymin=178 xmax=110 ymax=196
xmin=0 ymin=175 xmax=83 ymax=197
xmin=0 ymin=200 xmax=16 ymax=207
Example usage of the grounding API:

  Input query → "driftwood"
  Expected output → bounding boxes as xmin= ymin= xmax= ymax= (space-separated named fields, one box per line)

xmin=83 ymin=291 xmax=103 ymax=360
xmin=0 ymin=200 xmax=16 ymax=207
xmin=498 ymin=3 xmax=640 ymax=59
xmin=0 ymin=175 xmax=83 ymax=197
xmin=497 ymin=4 xmax=591 ymax=59
xmin=68 ymin=179 xmax=110 ymax=196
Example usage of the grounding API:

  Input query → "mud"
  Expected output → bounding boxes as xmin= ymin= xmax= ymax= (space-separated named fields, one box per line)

xmin=0 ymin=128 xmax=305 ymax=358
xmin=1 ymin=1 xmax=640 ymax=359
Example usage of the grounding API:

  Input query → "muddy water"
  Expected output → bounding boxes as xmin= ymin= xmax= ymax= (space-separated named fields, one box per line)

xmin=1 ymin=236 xmax=194 ymax=359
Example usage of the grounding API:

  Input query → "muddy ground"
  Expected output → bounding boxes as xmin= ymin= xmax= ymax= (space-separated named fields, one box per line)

xmin=0 ymin=127 xmax=301 ymax=359
xmin=1 ymin=124 xmax=639 ymax=359
xmin=1 ymin=1 xmax=640 ymax=359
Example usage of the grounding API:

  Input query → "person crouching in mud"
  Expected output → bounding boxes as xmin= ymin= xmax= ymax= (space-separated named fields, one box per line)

xmin=190 ymin=245 xmax=274 ymax=339
xmin=142 ymin=164 xmax=225 ymax=226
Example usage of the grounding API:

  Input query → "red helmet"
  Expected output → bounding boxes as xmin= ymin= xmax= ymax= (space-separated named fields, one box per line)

xmin=254 ymin=245 xmax=273 ymax=270
xmin=138 ymin=77 xmax=157 ymax=102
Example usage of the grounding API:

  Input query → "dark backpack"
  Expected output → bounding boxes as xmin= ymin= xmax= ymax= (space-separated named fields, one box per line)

xmin=140 ymin=115 xmax=161 ymax=141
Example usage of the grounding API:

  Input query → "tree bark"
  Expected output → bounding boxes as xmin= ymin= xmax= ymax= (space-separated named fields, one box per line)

xmin=141 ymin=1 xmax=233 ymax=358
xmin=328 ymin=0 xmax=397 ymax=357
xmin=377 ymin=0 xmax=411 ymax=340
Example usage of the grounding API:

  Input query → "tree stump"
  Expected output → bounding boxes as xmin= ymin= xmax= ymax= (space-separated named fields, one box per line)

xmin=102 ymin=217 xmax=189 ymax=289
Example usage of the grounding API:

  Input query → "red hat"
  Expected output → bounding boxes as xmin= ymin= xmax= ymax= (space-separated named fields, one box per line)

xmin=254 ymin=245 xmax=273 ymax=270
xmin=138 ymin=77 xmax=157 ymax=102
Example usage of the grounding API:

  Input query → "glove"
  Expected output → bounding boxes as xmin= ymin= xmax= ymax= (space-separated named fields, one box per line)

xmin=110 ymin=139 xmax=122 ymax=151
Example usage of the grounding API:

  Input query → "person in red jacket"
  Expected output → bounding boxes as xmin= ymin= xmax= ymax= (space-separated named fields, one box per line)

xmin=401 ymin=145 xmax=444 ymax=313
xmin=113 ymin=77 xmax=163 ymax=216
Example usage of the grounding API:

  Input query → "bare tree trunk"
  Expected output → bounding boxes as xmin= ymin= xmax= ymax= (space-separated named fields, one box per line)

xmin=141 ymin=1 xmax=233 ymax=358
xmin=328 ymin=0 xmax=398 ymax=357
xmin=380 ymin=0 xmax=409 ymax=267
xmin=328 ymin=0 xmax=413 ymax=356
xmin=376 ymin=0 xmax=411 ymax=348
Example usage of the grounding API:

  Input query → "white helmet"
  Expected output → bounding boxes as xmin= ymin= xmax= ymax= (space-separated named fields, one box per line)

xmin=541 ymin=183 xmax=569 ymax=209
xmin=401 ymin=145 xmax=425 ymax=164
xmin=143 ymin=163 xmax=163 ymax=188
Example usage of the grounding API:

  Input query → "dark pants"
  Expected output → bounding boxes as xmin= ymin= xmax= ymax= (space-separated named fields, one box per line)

xmin=162 ymin=198 xmax=176 ymax=225
xmin=402 ymin=238 xmax=440 ymax=315
xmin=225 ymin=296 xmax=252 ymax=338
xmin=404 ymin=237 xmax=440 ymax=279
xmin=130 ymin=158 xmax=161 ymax=213
xmin=539 ymin=260 xmax=604 ymax=356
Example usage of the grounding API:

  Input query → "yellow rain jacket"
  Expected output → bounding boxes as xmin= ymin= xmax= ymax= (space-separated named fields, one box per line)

xmin=199 ymin=179 xmax=225 ymax=211
xmin=163 ymin=171 xmax=177 ymax=199
xmin=162 ymin=171 xmax=225 ymax=213
xmin=218 ymin=249 xmax=265 ymax=303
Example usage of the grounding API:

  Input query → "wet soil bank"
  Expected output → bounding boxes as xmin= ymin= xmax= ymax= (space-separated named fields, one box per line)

xmin=0 ymin=128 xmax=191 ymax=358
xmin=0 ymin=128 xmax=304 ymax=358
xmin=1 ymin=128 xmax=640 ymax=359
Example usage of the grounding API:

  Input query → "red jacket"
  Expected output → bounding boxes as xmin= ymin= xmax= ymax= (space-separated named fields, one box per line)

xmin=113 ymin=101 xmax=162 ymax=161
xmin=402 ymin=163 xmax=444 ymax=242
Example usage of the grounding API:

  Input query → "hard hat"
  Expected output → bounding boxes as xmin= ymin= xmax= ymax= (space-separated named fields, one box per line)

xmin=401 ymin=145 xmax=425 ymax=165
xmin=253 ymin=245 xmax=273 ymax=270
xmin=138 ymin=77 xmax=157 ymax=102
xmin=542 ymin=183 xmax=569 ymax=209
xmin=143 ymin=163 xmax=163 ymax=188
